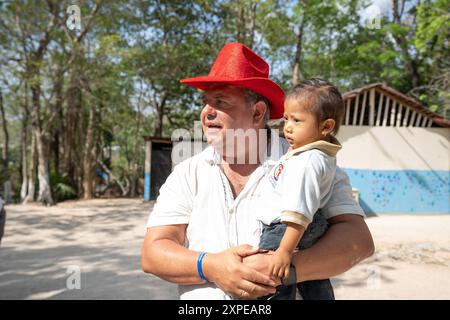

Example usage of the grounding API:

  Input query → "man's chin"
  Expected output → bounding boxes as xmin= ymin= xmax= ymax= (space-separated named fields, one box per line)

xmin=205 ymin=134 xmax=223 ymax=146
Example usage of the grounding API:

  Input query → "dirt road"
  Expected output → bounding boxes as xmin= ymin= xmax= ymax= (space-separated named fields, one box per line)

xmin=0 ymin=199 xmax=448 ymax=299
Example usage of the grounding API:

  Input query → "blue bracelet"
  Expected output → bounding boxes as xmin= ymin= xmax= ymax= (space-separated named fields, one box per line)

xmin=197 ymin=251 xmax=207 ymax=282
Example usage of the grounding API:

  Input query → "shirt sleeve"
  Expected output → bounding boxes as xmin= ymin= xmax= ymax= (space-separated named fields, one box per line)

xmin=146 ymin=161 xmax=193 ymax=228
xmin=279 ymin=151 xmax=333 ymax=228
xmin=320 ymin=167 xmax=365 ymax=219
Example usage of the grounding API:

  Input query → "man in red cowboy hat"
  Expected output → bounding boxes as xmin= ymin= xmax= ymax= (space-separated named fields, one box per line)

xmin=142 ymin=42 xmax=374 ymax=300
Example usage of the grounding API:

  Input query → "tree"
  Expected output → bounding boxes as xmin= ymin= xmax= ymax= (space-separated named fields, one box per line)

xmin=0 ymin=90 xmax=11 ymax=203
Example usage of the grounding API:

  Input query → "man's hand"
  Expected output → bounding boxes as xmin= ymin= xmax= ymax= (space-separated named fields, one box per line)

xmin=203 ymin=245 xmax=277 ymax=299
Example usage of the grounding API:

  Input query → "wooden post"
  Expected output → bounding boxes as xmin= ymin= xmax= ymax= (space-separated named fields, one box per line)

xmin=376 ymin=93 xmax=384 ymax=126
xmin=409 ymin=111 xmax=417 ymax=127
xmin=402 ymin=106 xmax=410 ymax=126
xmin=415 ymin=113 xmax=423 ymax=127
xmin=359 ymin=91 xmax=368 ymax=125
xmin=353 ymin=93 xmax=360 ymax=125
xmin=369 ymin=89 xmax=375 ymax=126
xmin=144 ymin=139 xmax=152 ymax=202
xmin=345 ymin=99 xmax=350 ymax=125
xmin=396 ymin=104 xmax=403 ymax=127
xmin=427 ymin=118 xmax=433 ymax=127
xmin=390 ymin=100 xmax=397 ymax=126
xmin=382 ymin=96 xmax=390 ymax=126
xmin=421 ymin=116 xmax=428 ymax=127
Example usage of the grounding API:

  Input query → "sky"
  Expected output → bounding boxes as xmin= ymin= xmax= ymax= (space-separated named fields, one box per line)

xmin=361 ymin=0 xmax=391 ymax=21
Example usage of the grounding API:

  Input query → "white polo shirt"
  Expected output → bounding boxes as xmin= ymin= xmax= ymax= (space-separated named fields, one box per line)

xmin=147 ymin=131 xmax=364 ymax=300
xmin=257 ymin=138 xmax=342 ymax=228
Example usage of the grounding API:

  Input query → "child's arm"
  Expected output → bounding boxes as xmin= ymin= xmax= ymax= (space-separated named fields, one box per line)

xmin=270 ymin=221 xmax=305 ymax=279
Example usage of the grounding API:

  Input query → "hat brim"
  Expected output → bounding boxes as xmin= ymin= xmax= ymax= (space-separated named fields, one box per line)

xmin=180 ymin=76 xmax=285 ymax=119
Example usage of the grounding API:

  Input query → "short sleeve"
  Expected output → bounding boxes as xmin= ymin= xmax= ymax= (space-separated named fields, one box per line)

xmin=279 ymin=151 xmax=332 ymax=226
xmin=320 ymin=167 xmax=365 ymax=219
xmin=146 ymin=161 xmax=193 ymax=228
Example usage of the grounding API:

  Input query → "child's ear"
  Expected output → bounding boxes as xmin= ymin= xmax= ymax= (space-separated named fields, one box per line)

xmin=321 ymin=119 xmax=336 ymax=136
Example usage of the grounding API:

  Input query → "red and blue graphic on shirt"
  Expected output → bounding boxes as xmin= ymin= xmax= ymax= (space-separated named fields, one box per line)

xmin=273 ymin=163 xmax=284 ymax=181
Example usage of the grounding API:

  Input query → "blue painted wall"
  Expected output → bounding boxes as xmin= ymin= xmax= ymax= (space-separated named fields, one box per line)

xmin=344 ymin=169 xmax=450 ymax=213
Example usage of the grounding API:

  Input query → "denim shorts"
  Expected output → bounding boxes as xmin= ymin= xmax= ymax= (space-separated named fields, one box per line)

xmin=259 ymin=210 xmax=329 ymax=251
xmin=258 ymin=210 xmax=335 ymax=300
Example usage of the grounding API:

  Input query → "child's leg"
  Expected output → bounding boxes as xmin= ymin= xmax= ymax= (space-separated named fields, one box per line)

xmin=258 ymin=223 xmax=298 ymax=300
xmin=297 ymin=279 xmax=335 ymax=300
xmin=259 ymin=222 xmax=286 ymax=251
xmin=296 ymin=210 xmax=335 ymax=300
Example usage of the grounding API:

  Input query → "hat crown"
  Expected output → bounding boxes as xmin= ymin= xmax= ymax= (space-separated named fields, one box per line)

xmin=208 ymin=42 xmax=269 ymax=79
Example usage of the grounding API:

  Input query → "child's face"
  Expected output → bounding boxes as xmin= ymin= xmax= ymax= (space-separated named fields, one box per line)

xmin=283 ymin=98 xmax=323 ymax=149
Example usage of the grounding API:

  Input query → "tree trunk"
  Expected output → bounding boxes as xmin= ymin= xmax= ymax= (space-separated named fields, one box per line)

xmin=154 ymin=104 xmax=164 ymax=137
xmin=23 ymin=132 xmax=37 ymax=204
xmin=153 ymin=93 xmax=168 ymax=137
xmin=30 ymin=80 xmax=54 ymax=205
xmin=292 ymin=1 xmax=308 ymax=85
xmin=50 ymin=67 xmax=64 ymax=175
xmin=20 ymin=91 xmax=29 ymax=202
xmin=82 ymin=104 xmax=97 ymax=199
xmin=248 ymin=2 xmax=257 ymax=49
xmin=64 ymin=66 xmax=82 ymax=189
xmin=390 ymin=0 xmax=421 ymax=88
xmin=0 ymin=91 xmax=11 ymax=203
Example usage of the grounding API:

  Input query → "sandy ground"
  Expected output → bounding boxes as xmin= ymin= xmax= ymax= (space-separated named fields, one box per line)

xmin=0 ymin=199 xmax=449 ymax=300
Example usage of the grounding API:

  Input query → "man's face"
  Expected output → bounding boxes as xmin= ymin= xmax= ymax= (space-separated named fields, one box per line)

xmin=200 ymin=85 xmax=255 ymax=148
xmin=283 ymin=97 xmax=323 ymax=149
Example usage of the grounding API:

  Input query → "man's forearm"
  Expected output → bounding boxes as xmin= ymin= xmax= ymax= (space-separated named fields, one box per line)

xmin=292 ymin=215 xmax=375 ymax=282
xmin=142 ymin=237 xmax=205 ymax=285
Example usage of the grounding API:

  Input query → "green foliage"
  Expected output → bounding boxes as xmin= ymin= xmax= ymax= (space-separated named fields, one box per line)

xmin=0 ymin=0 xmax=449 ymax=202
xmin=50 ymin=172 xmax=77 ymax=202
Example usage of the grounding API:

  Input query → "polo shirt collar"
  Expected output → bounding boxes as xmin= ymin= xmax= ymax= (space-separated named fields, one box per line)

xmin=285 ymin=136 xmax=342 ymax=159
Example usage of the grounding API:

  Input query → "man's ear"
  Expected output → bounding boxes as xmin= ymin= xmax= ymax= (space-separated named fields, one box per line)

xmin=321 ymin=119 xmax=336 ymax=136
xmin=253 ymin=101 xmax=267 ymax=126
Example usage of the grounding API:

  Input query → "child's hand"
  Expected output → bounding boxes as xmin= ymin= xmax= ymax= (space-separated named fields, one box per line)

xmin=269 ymin=248 xmax=292 ymax=279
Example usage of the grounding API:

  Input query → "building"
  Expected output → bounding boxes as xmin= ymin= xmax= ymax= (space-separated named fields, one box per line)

xmin=337 ymin=83 xmax=450 ymax=214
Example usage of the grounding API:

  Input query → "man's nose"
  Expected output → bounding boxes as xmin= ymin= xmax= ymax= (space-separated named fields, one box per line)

xmin=204 ymin=104 xmax=217 ymax=119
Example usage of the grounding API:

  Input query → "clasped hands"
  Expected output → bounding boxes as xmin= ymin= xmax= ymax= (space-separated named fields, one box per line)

xmin=202 ymin=244 xmax=289 ymax=299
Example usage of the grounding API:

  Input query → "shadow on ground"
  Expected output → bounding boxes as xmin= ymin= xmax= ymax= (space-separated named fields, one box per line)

xmin=0 ymin=201 xmax=178 ymax=300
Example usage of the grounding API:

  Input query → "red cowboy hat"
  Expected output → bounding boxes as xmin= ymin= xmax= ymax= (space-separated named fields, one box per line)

xmin=180 ymin=42 xmax=285 ymax=119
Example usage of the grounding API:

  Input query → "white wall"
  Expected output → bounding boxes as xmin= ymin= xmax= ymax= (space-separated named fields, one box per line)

xmin=336 ymin=126 xmax=450 ymax=171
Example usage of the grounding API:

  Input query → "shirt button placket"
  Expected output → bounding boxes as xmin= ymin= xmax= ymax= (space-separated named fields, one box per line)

xmin=228 ymin=207 xmax=236 ymax=247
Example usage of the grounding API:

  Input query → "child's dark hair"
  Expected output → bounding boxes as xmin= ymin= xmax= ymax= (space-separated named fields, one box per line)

xmin=286 ymin=78 xmax=345 ymax=135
